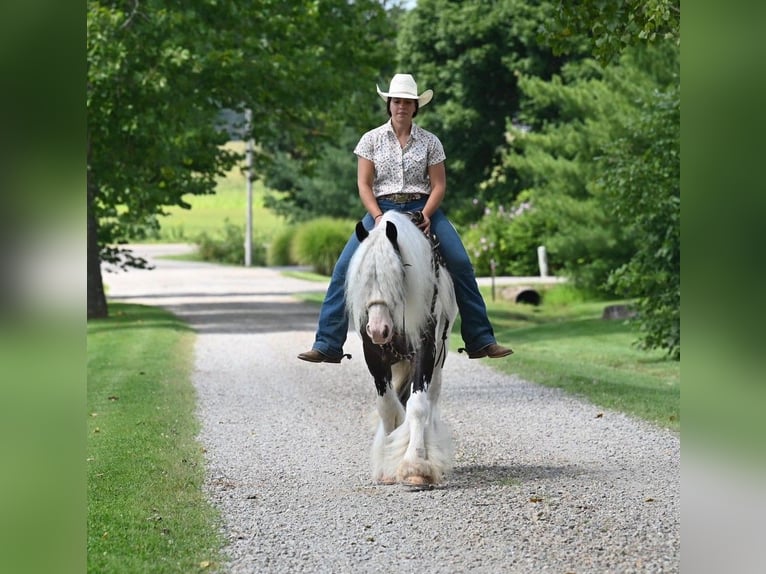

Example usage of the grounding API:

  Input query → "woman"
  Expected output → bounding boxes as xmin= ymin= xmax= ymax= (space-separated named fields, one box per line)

xmin=298 ymin=73 xmax=512 ymax=363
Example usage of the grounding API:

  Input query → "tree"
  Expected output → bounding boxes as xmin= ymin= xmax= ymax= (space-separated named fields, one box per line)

xmin=543 ymin=0 xmax=680 ymax=65
xmin=473 ymin=58 xmax=633 ymax=291
xmin=540 ymin=1 xmax=681 ymax=357
xmin=604 ymin=82 xmax=680 ymax=358
xmin=484 ymin=43 xmax=680 ymax=356
xmin=87 ymin=0 xmax=391 ymax=318
xmin=263 ymin=128 xmax=368 ymax=223
xmin=395 ymin=0 xmax=572 ymax=221
xmin=259 ymin=4 xmax=402 ymax=223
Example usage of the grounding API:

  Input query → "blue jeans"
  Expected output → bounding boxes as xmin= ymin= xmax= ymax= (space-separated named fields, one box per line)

xmin=310 ymin=197 xmax=496 ymax=357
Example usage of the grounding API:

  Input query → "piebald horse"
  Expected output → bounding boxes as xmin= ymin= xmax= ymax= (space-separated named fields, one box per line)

xmin=346 ymin=211 xmax=458 ymax=486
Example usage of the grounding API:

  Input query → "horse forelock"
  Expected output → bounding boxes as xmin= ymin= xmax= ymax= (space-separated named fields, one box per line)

xmin=347 ymin=226 xmax=406 ymax=330
xmin=346 ymin=212 xmax=438 ymax=342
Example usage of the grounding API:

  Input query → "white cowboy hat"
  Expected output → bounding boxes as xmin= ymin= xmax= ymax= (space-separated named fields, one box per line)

xmin=376 ymin=73 xmax=433 ymax=107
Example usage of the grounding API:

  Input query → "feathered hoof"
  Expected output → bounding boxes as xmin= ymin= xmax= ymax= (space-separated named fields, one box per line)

xmin=401 ymin=475 xmax=434 ymax=489
xmin=374 ymin=475 xmax=397 ymax=486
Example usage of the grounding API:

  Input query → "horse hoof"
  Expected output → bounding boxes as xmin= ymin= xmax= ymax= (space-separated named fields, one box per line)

xmin=401 ymin=475 xmax=433 ymax=488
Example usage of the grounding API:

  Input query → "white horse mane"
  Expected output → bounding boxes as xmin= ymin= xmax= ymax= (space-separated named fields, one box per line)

xmin=346 ymin=211 xmax=438 ymax=346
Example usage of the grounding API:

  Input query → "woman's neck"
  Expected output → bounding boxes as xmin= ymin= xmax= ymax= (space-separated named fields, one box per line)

xmin=390 ymin=117 xmax=412 ymax=138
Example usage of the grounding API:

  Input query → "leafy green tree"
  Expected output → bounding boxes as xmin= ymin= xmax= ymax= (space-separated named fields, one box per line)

xmin=263 ymin=128 xmax=367 ymax=222
xmin=259 ymin=4 xmax=404 ymax=223
xmin=541 ymin=2 xmax=681 ymax=357
xmin=87 ymin=0 xmax=391 ymax=318
xmin=543 ymin=0 xmax=680 ymax=65
xmin=476 ymin=54 xmax=635 ymax=291
xmin=604 ymin=83 xmax=680 ymax=358
xmin=395 ymin=0 xmax=572 ymax=220
xmin=484 ymin=43 xmax=679 ymax=356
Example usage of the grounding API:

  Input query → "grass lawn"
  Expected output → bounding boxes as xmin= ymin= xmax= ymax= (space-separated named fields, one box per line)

xmin=153 ymin=141 xmax=286 ymax=243
xmin=87 ymin=304 xmax=222 ymax=573
xmin=466 ymin=286 xmax=680 ymax=431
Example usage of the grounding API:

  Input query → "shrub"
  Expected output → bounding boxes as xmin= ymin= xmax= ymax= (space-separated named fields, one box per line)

xmin=462 ymin=198 xmax=561 ymax=277
xmin=541 ymin=283 xmax=588 ymax=306
xmin=267 ymin=227 xmax=297 ymax=266
xmin=195 ymin=219 xmax=267 ymax=265
xmin=291 ymin=217 xmax=355 ymax=275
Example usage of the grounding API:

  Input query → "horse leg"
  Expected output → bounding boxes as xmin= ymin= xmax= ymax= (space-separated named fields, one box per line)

xmin=361 ymin=335 xmax=398 ymax=428
xmin=397 ymin=325 xmax=446 ymax=485
xmin=362 ymin=335 xmax=406 ymax=483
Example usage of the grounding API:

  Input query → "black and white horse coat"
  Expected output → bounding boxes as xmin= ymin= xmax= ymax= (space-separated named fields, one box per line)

xmin=346 ymin=211 xmax=458 ymax=485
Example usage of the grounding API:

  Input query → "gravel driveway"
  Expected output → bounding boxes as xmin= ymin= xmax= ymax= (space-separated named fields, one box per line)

xmin=106 ymin=245 xmax=680 ymax=573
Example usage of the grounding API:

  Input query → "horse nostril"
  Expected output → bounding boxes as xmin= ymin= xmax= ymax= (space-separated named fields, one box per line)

xmin=383 ymin=326 xmax=389 ymax=339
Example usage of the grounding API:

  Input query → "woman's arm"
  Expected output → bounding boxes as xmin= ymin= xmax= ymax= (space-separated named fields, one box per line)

xmin=419 ymin=161 xmax=446 ymax=230
xmin=357 ymin=156 xmax=383 ymax=223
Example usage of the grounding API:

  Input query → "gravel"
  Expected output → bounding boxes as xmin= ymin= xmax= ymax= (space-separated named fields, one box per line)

xmin=107 ymin=245 xmax=680 ymax=573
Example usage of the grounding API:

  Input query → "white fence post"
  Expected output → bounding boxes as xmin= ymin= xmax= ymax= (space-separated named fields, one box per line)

xmin=537 ymin=245 xmax=548 ymax=277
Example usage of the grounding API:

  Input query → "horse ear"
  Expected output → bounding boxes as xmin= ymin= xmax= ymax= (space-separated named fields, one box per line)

xmin=355 ymin=221 xmax=369 ymax=242
xmin=385 ymin=221 xmax=400 ymax=252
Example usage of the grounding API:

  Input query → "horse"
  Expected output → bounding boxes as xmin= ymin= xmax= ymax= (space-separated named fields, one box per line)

xmin=345 ymin=210 xmax=458 ymax=487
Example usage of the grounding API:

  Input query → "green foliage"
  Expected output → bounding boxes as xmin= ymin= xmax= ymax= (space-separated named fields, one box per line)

xmin=544 ymin=195 xmax=636 ymax=298
xmin=485 ymin=42 xmax=679 ymax=354
xmin=88 ymin=304 xmax=221 ymax=572
xmin=88 ymin=0 xmax=394 ymax=315
xmin=263 ymin=128 xmax=367 ymax=223
xmin=543 ymin=0 xmax=681 ymax=66
xmin=88 ymin=2 xmax=238 ymax=256
xmin=267 ymin=227 xmax=298 ymax=266
xmin=257 ymin=10 xmax=396 ymax=219
xmin=195 ymin=220 xmax=267 ymax=266
xmin=605 ymin=85 xmax=680 ymax=358
xmin=291 ymin=218 xmax=355 ymax=275
xmin=462 ymin=197 xmax=561 ymax=276
xmin=396 ymin=0 xmax=575 ymax=218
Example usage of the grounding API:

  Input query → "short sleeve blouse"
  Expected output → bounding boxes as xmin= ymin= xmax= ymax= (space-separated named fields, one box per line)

xmin=353 ymin=120 xmax=446 ymax=197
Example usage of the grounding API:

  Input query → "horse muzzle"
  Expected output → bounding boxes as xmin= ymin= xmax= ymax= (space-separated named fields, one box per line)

xmin=366 ymin=322 xmax=392 ymax=345
xmin=365 ymin=301 xmax=394 ymax=345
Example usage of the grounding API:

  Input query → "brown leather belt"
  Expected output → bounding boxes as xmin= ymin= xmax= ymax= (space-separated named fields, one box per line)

xmin=381 ymin=193 xmax=427 ymax=203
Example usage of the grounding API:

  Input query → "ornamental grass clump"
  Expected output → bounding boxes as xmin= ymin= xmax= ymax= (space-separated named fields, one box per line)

xmin=291 ymin=217 xmax=355 ymax=276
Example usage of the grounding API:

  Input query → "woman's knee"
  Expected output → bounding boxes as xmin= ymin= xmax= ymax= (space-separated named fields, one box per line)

xmin=332 ymin=235 xmax=361 ymax=278
xmin=443 ymin=253 xmax=475 ymax=278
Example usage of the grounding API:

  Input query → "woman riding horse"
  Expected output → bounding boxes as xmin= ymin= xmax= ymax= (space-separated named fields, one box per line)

xmin=298 ymin=73 xmax=512 ymax=364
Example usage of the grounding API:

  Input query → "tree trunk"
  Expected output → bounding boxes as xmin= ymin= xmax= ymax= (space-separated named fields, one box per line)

xmin=87 ymin=170 xmax=108 ymax=319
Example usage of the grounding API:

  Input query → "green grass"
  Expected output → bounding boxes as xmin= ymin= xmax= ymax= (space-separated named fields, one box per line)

xmin=87 ymin=304 xmax=222 ymax=573
xmin=473 ymin=285 xmax=680 ymax=431
xmin=152 ymin=142 xmax=286 ymax=243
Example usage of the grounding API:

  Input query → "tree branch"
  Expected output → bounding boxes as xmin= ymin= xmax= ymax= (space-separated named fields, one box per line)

xmin=120 ymin=0 xmax=141 ymax=30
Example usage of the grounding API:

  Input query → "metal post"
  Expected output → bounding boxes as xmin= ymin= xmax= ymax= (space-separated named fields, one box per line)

xmin=245 ymin=108 xmax=253 ymax=267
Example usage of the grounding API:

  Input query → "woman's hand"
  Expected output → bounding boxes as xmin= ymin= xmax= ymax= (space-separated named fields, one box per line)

xmin=417 ymin=211 xmax=431 ymax=233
